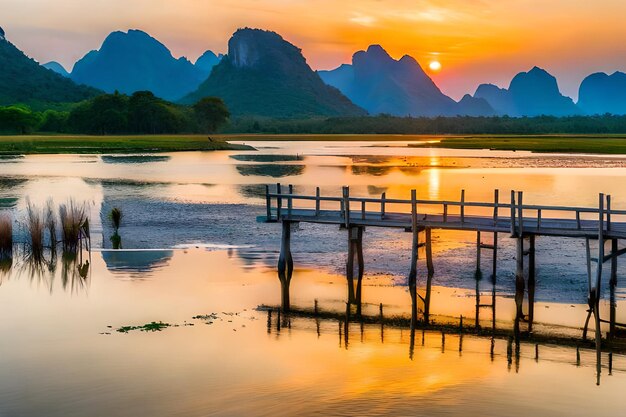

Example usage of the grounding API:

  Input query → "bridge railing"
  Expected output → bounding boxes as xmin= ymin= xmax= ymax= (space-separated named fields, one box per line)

xmin=264 ymin=184 xmax=623 ymax=235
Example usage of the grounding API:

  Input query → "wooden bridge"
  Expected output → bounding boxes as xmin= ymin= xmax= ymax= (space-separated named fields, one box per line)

xmin=262 ymin=184 xmax=626 ymax=382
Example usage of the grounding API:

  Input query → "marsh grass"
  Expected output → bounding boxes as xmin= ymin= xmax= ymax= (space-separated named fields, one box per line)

xmin=59 ymin=200 xmax=90 ymax=252
xmin=45 ymin=199 xmax=57 ymax=248
xmin=26 ymin=200 xmax=44 ymax=259
xmin=0 ymin=213 xmax=12 ymax=257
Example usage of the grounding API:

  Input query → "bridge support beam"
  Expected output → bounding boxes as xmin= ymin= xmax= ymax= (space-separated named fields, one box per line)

xmin=409 ymin=190 xmax=419 ymax=330
xmin=346 ymin=226 xmax=365 ymax=315
xmin=514 ymin=236 xmax=525 ymax=344
xmin=528 ymin=235 xmax=536 ymax=333
xmin=278 ymin=220 xmax=294 ymax=312
xmin=424 ymin=228 xmax=434 ymax=324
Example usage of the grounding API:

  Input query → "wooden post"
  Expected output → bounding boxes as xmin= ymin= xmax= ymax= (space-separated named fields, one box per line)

xmin=288 ymin=184 xmax=293 ymax=217
xmin=476 ymin=231 xmax=481 ymax=272
xmin=510 ymin=190 xmax=516 ymax=237
xmin=491 ymin=231 xmax=498 ymax=333
xmin=607 ymin=194 xmax=612 ymax=231
xmin=346 ymin=227 xmax=356 ymax=304
xmin=278 ymin=221 xmax=294 ymax=312
xmin=355 ymin=227 xmax=365 ymax=317
xmin=343 ymin=186 xmax=350 ymax=228
xmin=537 ymin=209 xmax=542 ymax=229
xmin=493 ymin=189 xmax=499 ymax=226
xmin=528 ymin=234 xmax=536 ymax=333
xmin=361 ymin=201 xmax=366 ymax=220
xmin=517 ymin=191 xmax=524 ymax=236
xmin=424 ymin=228 xmax=434 ymax=324
xmin=514 ymin=236 xmax=524 ymax=344
xmin=409 ymin=189 xmax=419 ymax=330
xmin=265 ymin=185 xmax=271 ymax=221
xmin=595 ymin=193 xmax=605 ymax=381
xmin=460 ymin=189 xmax=466 ymax=224
xmin=315 ymin=187 xmax=320 ymax=217
xmin=610 ymin=239 xmax=618 ymax=344
xmin=381 ymin=192 xmax=386 ymax=220
xmin=276 ymin=183 xmax=282 ymax=220
xmin=443 ymin=203 xmax=448 ymax=222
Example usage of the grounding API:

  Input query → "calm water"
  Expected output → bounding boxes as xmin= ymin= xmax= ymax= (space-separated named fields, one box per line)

xmin=1 ymin=140 xmax=626 ymax=415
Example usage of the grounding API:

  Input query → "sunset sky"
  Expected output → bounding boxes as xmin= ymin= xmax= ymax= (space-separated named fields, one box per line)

xmin=3 ymin=0 xmax=626 ymax=100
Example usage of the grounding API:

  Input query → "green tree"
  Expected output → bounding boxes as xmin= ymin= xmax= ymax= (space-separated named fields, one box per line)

xmin=193 ymin=97 xmax=230 ymax=133
xmin=0 ymin=105 xmax=41 ymax=134
xmin=39 ymin=110 xmax=69 ymax=132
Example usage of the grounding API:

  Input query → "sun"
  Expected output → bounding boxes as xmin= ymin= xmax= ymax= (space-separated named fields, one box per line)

xmin=429 ymin=61 xmax=442 ymax=71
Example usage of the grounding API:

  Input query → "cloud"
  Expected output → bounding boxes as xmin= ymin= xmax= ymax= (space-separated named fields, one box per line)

xmin=349 ymin=13 xmax=377 ymax=27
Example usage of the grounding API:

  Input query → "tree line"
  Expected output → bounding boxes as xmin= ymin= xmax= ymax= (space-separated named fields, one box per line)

xmin=3 ymin=98 xmax=626 ymax=135
xmin=0 ymin=91 xmax=230 ymax=134
xmin=227 ymin=114 xmax=626 ymax=135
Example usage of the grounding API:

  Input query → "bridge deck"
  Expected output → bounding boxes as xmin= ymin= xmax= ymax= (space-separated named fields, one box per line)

xmin=263 ymin=185 xmax=626 ymax=240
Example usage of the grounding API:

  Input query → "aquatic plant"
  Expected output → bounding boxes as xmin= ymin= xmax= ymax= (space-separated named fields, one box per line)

xmin=59 ymin=200 xmax=90 ymax=252
xmin=45 ymin=198 xmax=57 ymax=248
xmin=109 ymin=207 xmax=123 ymax=232
xmin=26 ymin=200 xmax=44 ymax=258
xmin=116 ymin=321 xmax=171 ymax=333
xmin=0 ymin=213 xmax=12 ymax=257
xmin=109 ymin=207 xmax=123 ymax=249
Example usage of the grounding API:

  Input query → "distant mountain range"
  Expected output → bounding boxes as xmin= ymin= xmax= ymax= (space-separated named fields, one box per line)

xmin=181 ymin=28 xmax=366 ymax=117
xmin=0 ymin=29 xmax=99 ymax=109
xmin=1 ymin=24 xmax=626 ymax=118
xmin=318 ymin=45 xmax=494 ymax=117
xmin=71 ymin=29 xmax=219 ymax=101
xmin=473 ymin=67 xmax=580 ymax=117
xmin=578 ymin=72 xmax=626 ymax=115
xmin=43 ymin=61 xmax=70 ymax=77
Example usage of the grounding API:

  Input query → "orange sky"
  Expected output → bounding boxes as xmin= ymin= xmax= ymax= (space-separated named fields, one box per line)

xmin=3 ymin=0 xmax=626 ymax=100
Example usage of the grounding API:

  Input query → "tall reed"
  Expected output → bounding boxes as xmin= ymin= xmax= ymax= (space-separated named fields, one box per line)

xmin=59 ymin=200 xmax=90 ymax=252
xmin=26 ymin=200 xmax=44 ymax=258
xmin=45 ymin=198 xmax=57 ymax=248
xmin=0 ymin=213 xmax=12 ymax=256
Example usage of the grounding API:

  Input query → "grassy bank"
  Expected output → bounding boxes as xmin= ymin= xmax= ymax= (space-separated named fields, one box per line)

xmin=0 ymin=135 xmax=254 ymax=155
xmin=408 ymin=135 xmax=626 ymax=154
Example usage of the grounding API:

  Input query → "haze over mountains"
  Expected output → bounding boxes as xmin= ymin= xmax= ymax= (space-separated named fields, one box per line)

xmin=318 ymin=44 xmax=494 ymax=117
xmin=1 ymin=24 xmax=626 ymax=118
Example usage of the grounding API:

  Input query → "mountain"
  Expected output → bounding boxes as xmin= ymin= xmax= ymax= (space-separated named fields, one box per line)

xmin=182 ymin=28 xmax=366 ymax=118
xmin=474 ymin=84 xmax=516 ymax=116
xmin=71 ymin=29 xmax=206 ymax=101
xmin=457 ymin=95 xmax=497 ymax=116
xmin=43 ymin=61 xmax=70 ymax=77
xmin=474 ymin=67 xmax=579 ymax=116
xmin=319 ymin=45 xmax=493 ymax=117
xmin=0 ymin=29 xmax=99 ymax=108
xmin=578 ymin=72 xmax=626 ymax=115
xmin=195 ymin=50 xmax=221 ymax=78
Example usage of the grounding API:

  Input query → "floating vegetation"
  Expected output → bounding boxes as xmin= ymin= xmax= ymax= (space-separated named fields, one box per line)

xmin=0 ymin=197 xmax=18 ymax=208
xmin=193 ymin=313 xmax=219 ymax=324
xmin=230 ymin=154 xmax=302 ymax=163
xmin=236 ymin=164 xmax=304 ymax=178
xmin=101 ymin=155 xmax=171 ymax=164
xmin=116 ymin=321 xmax=172 ymax=333
xmin=0 ymin=213 xmax=12 ymax=257
xmin=59 ymin=199 xmax=90 ymax=252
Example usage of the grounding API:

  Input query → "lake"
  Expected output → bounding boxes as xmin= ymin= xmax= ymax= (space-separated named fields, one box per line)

xmin=1 ymin=139 xmax=625 ymax=416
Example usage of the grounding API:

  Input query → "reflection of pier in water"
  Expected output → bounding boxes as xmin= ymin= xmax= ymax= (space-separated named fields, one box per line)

xmin=262 ymin=307 xmax=625 ymax=383
xmin=262 ymin=184 xmax=626 ymax=384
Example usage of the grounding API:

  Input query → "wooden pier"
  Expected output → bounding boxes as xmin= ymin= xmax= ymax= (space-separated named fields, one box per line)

xmin=262 ymin=184 xmax=626 ymax=381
